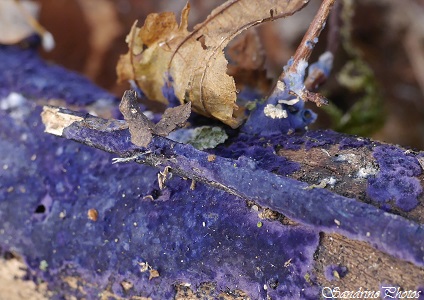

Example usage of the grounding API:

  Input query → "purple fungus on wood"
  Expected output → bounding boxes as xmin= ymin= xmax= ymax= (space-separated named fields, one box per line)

xmin=1 ymin=105 xmax=320 ymax=299
xmin=43 ymin=108 xmax=424 ymax=268
xmin=1 ymin=44 xmax=322 ymax=299
xmin=367 ymin=145 xmax=423 ymax=212
xmin=2 ymin=1 xmax=424 ymax=296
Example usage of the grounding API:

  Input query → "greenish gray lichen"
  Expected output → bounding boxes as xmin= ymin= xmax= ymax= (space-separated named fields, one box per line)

xmin=187 ymin=126 xmax=228 ymax=150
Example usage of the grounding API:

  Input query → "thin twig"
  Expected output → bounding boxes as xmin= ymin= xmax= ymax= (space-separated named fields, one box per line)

xmin=282 ymin=0 xmax=337 ymax=78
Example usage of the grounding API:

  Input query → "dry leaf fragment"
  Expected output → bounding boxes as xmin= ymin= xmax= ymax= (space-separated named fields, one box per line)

xmin=154 ymin=102 xmax=191 ymax=136
xmin=227 ymin=30 xmax=272 ymax=93
xmin=117 ymin=0 xmax=309 ymax=128
xmin=119 ymin=90 xmax=155 ymax=147
xmin=148 ymin=269 xmax=160 ymax=280
xmin=119 ymin=90 xmax=191 ymax=147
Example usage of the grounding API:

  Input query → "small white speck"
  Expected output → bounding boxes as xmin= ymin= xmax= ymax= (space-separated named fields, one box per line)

xmin=278 ymin=98 xmax=300 ymax=105
xmin=334 ymin=219 xmax=341 ymax=226
xmin=42 ymin=31 xmax=55 ymax=52
xmin=115 ymin=238 xmax=119 ymax=243
xmin=130 ymin=108 xmax=137 ymax=114
xmin=59 ymin=211 xmax=66 ymax=219
xmin=133 ymin=222 xmax=138 ymax=227
xmin=122 ymin=193 xmax=126 ymax=198
xmin=202 ymin=222 xmax=206 ymax=227
xmin=357 ymin=164 xmax=378 ymax=178
xmin=264 ymin=284 xmax=267 ymax=290
xmin=366 ymin=232 xmax=371 ymax=237
xmin=31 ymin=154 xmax=37 ymax=161
xmin=321 ymin=149 xmax=330 ymax=157
xmin=326 ymin=177 xmax=337 ymax=186
xmin=3 ymin=165 xmax=8 ymax=170
xmin=1 ymin=92 xmax=26 ymax=110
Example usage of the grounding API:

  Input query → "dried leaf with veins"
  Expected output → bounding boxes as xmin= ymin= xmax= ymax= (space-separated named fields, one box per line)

xmin=227 ymin=30 xmax=272 ymax=93
xmin=117 ymin=0 xmax=309 ymax=128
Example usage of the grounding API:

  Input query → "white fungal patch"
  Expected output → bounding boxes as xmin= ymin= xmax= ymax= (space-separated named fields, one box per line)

xmin=357 ymin=164 xmax=378 ymax=178
xmin=264 ymin=104 xmax=287 ymax=119
xmin=296 ymin=59 xmax=309 ymax=79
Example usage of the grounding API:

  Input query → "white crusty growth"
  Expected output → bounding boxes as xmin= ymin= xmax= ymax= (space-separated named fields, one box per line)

xmin=264 ymin=104 xmax=288 ymax=119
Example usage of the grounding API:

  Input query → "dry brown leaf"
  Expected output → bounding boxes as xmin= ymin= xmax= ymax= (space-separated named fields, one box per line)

xmin=227 ymin=30 xmax=272 ymax=93
xmin=117 ymin=0 xmax=309 ymax=128
xmin=227 ymin=30 xmax=265 ymax=71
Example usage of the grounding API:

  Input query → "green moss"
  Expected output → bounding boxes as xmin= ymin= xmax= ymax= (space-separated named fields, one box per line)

xmin=323 ymin=0 xmax=385 ymax=136
xmin=324 ymin=59 xmax=385 ymax=136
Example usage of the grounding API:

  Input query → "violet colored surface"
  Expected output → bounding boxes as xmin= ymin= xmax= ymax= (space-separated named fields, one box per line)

xmin=0 ymin=44 xmax=115 ymax=105
xmin=0 ymin=104 xmax=318 ymax=299
xmin=0 ymin=45 xmax=319 ymax=299
xmin=367 ymin=145 xmax=423 ymax=211
xmin=62 ymin=114 xmax=424 ymax=267
xmin=1 ymin=42 xmax=424 ymax=300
